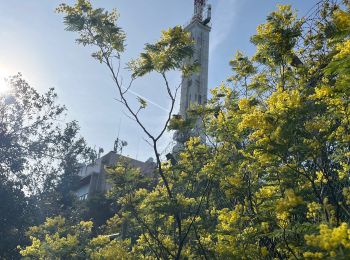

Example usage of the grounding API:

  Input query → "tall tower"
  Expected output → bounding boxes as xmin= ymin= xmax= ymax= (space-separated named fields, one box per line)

xmin=179 ymin=0 xmax=211 ymax=117
xmin=173 ymin=0 xmax=211 ymax=152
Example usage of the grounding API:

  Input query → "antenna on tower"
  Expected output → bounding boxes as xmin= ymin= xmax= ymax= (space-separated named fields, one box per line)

xmin=114 ymin=138 xmax=127 ymax=155
xmin=113 ymin=118 xmax=128 ymax=155
xmin=203 ymin=4 xmax=212 ymax=25
xmin=193 ymin=0 xmax=207 ymax=22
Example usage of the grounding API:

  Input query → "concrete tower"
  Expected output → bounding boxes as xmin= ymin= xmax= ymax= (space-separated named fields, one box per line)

xmin=173 ymin=0 xmax=211 ymax=151
xmin=180 ymin=0 xmax=211 ymax=117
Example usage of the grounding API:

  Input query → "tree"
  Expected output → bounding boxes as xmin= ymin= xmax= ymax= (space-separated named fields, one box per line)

xmin=23 ymin=0 xmax=350 ymax=259
xmin=0 ymin=74 xmax=65 ymax=183
xmin=19 ymin=216 xmax=131 ymax=260
xmin=0 ymin=74 xmax=94 ymax=258
xmin=0 ymin=74 xmax=65 ymax=259
xmin=56 ymin=1 xmax=201 ymax=259
xmin=0 ymin=176 xmax=36 ymax=259
xmin=83 ymin=192 xmax=116 ymax=235
xmin=196 ymin=2 xmax=350 ymax=258
xmin=105 ymin=1 xmax=350 ymax=258
xmin=37 ymin=121 xmax=96 ymax=221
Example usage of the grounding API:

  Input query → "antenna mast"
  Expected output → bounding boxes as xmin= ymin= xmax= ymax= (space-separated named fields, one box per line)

xmin=193 ymin=0 xmax=207 ymax=21
xmin=114 ymin=119 xmax=127 ymax=155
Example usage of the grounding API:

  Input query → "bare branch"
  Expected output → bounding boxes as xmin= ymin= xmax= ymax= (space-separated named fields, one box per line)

xmin=155 ymin=73 xmax=182 ymax=141
xmin=122 ymin=78 xmax=135 ymax=95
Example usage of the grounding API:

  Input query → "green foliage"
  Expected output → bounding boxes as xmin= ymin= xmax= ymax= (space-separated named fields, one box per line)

xmin=56 ymin=0 xmax=125 ymax=62
xmin=0 ymin=74 xmax=94 ymax=258
xmin=137 ymin=97 xmax=147 ymax=110
xmin=38 ymin=121 xmax=96 ymax=221
xmin=57 ymin=0 xmax=195 ymax=79
xmin=0 ymin=176 xmax=36 ymax=259
xmin=23 ymin=1 xmax=350 ymax=259
xmin=199 ymin=2 xmax=350 ymax=258
xmin=87 ymin=236 xmax=131 ymax=260
xmin=0 ymin=74 xmax=65 ymax=181
xmin=83 ymin=192 xmax=116 ymax=235
xmin=20 ymin=216 xmax=132 ymax=259
xmin=19 ymin=216 xmax=91 ymax=259
xmin=251 ymin=5 xmax=303 ymax=67
xmin=167 ymin=114 xmax=195 ymax=131
xmin=128 ymin=26 xmax=195 ymax=78
xmin=113 ymin=2 xmax=349 ymax=258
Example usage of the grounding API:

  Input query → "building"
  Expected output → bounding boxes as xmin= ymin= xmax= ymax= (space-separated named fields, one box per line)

xmin=174 ymin=0 xmax=211 ymax=151
xmin=75 ymin=151 xmax=155 ymax=200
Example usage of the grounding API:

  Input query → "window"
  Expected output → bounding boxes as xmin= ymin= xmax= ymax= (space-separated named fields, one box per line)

xmin=79 ymin=193 xmax=88 ymax=201
xmin=198 ymin=95 xmax=202 ymax=104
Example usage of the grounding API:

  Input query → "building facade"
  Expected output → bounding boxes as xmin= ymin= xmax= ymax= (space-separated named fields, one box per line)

xmin=75 ymin=151 xmax=155 ymax=200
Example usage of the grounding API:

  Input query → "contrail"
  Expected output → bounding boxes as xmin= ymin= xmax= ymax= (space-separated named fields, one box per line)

xmin=122 ymin=87 xmax=170 ymax=113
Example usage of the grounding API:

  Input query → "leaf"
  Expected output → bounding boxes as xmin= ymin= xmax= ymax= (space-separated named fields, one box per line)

xmin=137 ymin=97 xmax=147 ymax=109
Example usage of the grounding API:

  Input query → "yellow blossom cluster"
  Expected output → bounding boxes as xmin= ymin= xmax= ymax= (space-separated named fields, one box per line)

xmin=304 ymin=223 xmax=350 ymax=257
xmin=306 ymin=202 xmax=322 ymax=220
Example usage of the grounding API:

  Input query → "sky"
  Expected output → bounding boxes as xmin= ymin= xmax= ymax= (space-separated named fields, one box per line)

xmin=0 ymin=0 xmax=320 ymax=161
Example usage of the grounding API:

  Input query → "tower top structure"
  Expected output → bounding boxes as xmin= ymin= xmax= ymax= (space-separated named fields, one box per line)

xmin=191 ymin=0 xmax=211 ymax=26
xmin=193 ymin=0 xmax=206 ymax=21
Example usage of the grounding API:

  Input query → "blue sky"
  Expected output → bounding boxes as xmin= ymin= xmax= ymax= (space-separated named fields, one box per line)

xmin=0 ymin=0 xmax=319 ymax=161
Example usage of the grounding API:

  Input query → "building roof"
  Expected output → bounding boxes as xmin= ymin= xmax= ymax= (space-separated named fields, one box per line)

xmin=77 ymin=151 xmax=155 ymax=180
